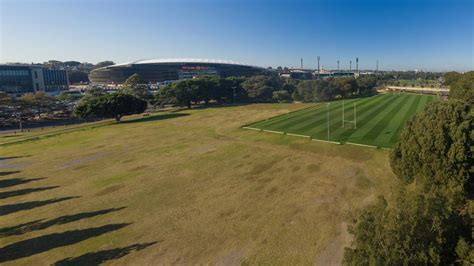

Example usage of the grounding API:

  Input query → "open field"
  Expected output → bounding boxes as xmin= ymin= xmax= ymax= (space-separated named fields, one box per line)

xmin=248 ymin=93 xmax=437 ymax=148
xmin=0 ymin=104 xmax=398 ymax=265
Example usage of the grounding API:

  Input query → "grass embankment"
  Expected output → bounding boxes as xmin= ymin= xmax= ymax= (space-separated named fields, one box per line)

xmin=0 ymin=103 xmax=397 ymax=265
xmin=249 ymin=93 xmax=436 ymax=148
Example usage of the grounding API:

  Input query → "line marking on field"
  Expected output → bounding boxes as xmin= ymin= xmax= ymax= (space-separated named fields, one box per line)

xmin=242 ymin=126 xmax=262 ymax=131
xmin=345 ymin=142 xmax=378 ymax=149
xmin=262 ymin=129 xmax=285 ymax=134
xmin=286 ymin=133 xmax=311 ymax=138
xmin=311 ymin=138 xmax=341 ymax=145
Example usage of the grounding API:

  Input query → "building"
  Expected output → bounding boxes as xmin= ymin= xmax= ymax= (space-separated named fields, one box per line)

xmin=89 ymin=58 xmax=270 ymax=85
xmin=0 ymin=64 xmax=69 ymax=96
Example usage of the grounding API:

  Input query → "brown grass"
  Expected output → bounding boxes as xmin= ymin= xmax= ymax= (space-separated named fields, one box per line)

xmin=0 ymin=103 xmax=397 ymax=265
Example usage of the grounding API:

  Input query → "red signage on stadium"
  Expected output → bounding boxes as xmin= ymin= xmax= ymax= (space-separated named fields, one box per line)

xmin=181 ymin=66 xmax=210 ymax=70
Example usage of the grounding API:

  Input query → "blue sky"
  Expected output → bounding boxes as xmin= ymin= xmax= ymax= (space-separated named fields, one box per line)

xmin=0 ymin=0 xmax=472 ymax=71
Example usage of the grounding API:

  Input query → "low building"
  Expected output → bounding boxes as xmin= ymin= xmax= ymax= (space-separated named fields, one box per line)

xmin=0 ymin=64 xmax=69 ymax=96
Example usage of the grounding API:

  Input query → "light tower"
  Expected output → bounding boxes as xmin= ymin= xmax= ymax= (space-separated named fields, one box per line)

xmin=337 ymin=60 xmax=339 ymax=71
xmin=317 ymin=56 xmax=320 ymax=73
xmin=356 ymin=57 xmax=359 ymax=74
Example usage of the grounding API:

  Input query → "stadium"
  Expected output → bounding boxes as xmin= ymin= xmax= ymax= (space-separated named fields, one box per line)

xmin=88 ymin=58 xmax=269 ymax=84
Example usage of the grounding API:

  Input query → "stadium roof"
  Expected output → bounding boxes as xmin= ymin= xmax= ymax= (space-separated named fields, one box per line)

xmin=110 ymin=58 xmax=261 ymax=68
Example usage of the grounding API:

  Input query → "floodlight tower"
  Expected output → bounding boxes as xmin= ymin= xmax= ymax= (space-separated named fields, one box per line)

xmin=317 ymin=56 xmax=320 ymax=73
xmin=356 ymin=57 xmax=359 ymax=74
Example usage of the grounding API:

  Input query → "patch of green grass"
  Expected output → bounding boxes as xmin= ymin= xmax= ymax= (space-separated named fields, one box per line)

xmin=249 ymin=93 xmax=436 ymax=148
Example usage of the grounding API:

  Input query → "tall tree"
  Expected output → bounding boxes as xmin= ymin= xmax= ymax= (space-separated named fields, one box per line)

xmin=74 ymin=93 xmax=147 ymax=122
xmin=449 ymin=71 xmax=474 ymax=106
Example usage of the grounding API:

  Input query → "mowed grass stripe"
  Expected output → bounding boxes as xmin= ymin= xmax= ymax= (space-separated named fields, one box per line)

xmin=344 ymin=94 xmax=409 ymax=142
xmin=373 ymin=94 xmax=420 ymax=145
xmin=315 ymin=94 xmax=395 ymax=138
xmin=317 ymin=94 xmax=400 ymax=140
xmin=262 ymin=105 xmax=329 ymax=130
xmin=289 ymin=96 xmax=378 ymax=133
xmin=251 ymin=105 xmax=322 ymax=128
xmin=386 ymin=95 xmax=434 ymax=145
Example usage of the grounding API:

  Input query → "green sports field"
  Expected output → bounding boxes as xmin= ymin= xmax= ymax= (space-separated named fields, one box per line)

xmin=248 ymin=93 xmax=437 ymax=148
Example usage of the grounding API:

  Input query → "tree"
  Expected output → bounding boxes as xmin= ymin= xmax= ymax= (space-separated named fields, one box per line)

xmin=449 ymin=71 xmax=474 ymax=106
xmin=94 ymin=61 xmax=115 ymax=69
xmin=241 ymin=75 xmax=282 ymax=102
xmin=345 ymin=99 xmax=473 ymax=265
xmin=74 ymin=93 xmax=147 ymax=122
xmin=272 ymin=90 xmax=291 ymax=103
xmin=444 ymin=71 xmax=462 ymax=86
xmin=67 ymin=70 xmax=89 ymax=84
xmin=344 ymin=189 xmax=469 ymax=265
xmin=390 ymin=100 xmax=472 ymax=195
xmin=121 ymin=73 xmax=150 ymax=100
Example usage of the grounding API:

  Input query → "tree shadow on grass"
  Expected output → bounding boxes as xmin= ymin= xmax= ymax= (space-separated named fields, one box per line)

xmin=0 ymin=207 xmax=126 ymax=237
xmin=0 ymin=171 xmax=21 ymax=176
xmin=0 ymin=156 xmax=31 ymax=161
xmin=0 ymin=177 xmax=46 ymax=189
xmin=121 ymin=113 xmax=190 ymax=124
xmin=53 ymin=241 xmax=158 ymax=266
xmin=0 ymin=196 xmax=80 ymax=216
xmin=0 ymin=223 xmax=130 ymax=263
xmin=0 ymin=186 xmax=59 ymax=200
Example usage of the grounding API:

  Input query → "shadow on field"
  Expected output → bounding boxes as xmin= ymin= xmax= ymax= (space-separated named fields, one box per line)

xmin=0 ymin=223 xmax=130 ymax=263
xmin=0 ymin=207 xmax=126 ymax=238
xmin=0 ymin=171 xmax=21 ymax=176
xmin=0 ymin=156 xmax=31 ymax=161
xmin=0 ymin=196 xmax=80 ymax=216
xmin=0 ymin=177 xmax=46 ymax=189
xmin=53 ymin=241 xmax=158 ymax=265
xmin=122 ymin=113 xmax=190 ymax=124
xmin=0 ymin=186 xmax=59 ymax=200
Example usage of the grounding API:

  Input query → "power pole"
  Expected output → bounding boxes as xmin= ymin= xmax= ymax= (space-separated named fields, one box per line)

xmin=337 ymin=60 xmax=339 ymax=71
xmin=300 ymin=58 xmax=303 ymax=68
xmin=350 ymin=60 xmax=352 ymax=71
xmin=376 ymin=60 xmax=379 ymax=74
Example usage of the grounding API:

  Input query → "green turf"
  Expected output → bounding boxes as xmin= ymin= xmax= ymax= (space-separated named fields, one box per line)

xmin=249 ymin=93 xmax=437 ymax=148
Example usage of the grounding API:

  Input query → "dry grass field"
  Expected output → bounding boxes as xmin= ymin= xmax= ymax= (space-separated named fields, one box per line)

xmin=0 ymin=104 xmax=398 ymax=265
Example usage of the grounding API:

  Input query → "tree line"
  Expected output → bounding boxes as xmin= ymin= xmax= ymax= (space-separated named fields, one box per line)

xmin=155 ymin=74 xmax=379 ymax=107
xmin=344 ymin=71 xmax=473 ymax=265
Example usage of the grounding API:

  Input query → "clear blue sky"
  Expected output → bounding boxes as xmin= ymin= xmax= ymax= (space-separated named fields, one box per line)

xmin=1 ymin=0 xmax=473 ymax=71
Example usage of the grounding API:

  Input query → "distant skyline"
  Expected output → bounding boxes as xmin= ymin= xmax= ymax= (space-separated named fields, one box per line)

xmin=1 ymin=0 xmax=473 ymax=71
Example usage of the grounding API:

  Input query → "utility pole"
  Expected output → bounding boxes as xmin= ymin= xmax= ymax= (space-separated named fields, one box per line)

xmin=350 ymin=60 xmax=352 ymax=71
xmin=337 ymin=60 xmax=339 ymax=71
xmin=300 ymin=58 xmax=303 ymax=68
xmin=376 ymin=60 xmax=379 ymax=74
